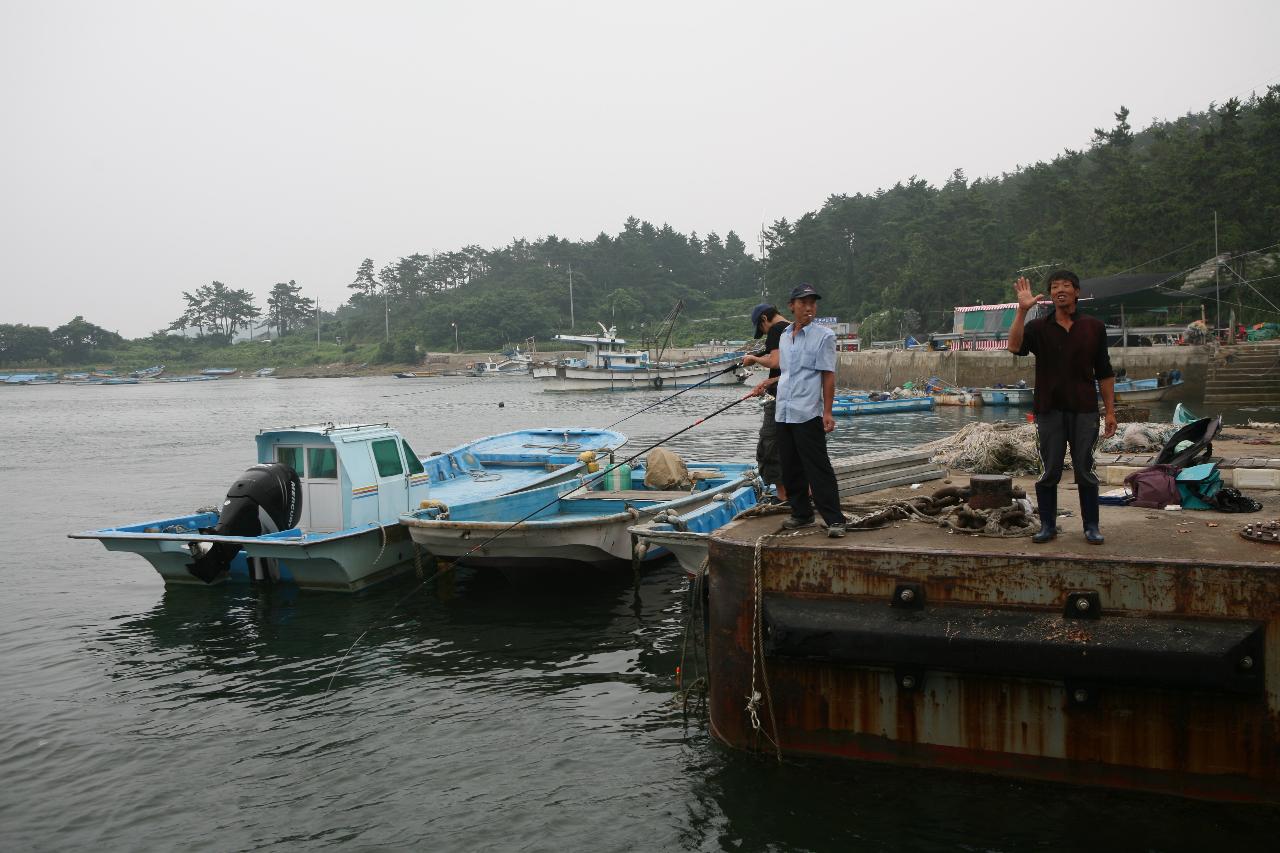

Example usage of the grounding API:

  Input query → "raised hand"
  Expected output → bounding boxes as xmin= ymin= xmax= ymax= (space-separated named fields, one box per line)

xmin=1014 ymin=276 xmax=1043 ymax=312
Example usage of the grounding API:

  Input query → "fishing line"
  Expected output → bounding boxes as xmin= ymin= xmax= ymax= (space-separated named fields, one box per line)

xmin=602 ymin=362 xmax=745 ymax=431
xmin=323 ymin=387 xmax=758 ymax=694
xmin=380 ymin=376 xmax=488 ymax=399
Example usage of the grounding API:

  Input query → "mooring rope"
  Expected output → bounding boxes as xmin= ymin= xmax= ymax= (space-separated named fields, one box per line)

xmin=747 ymin=533 xmax=784 ymax=762
xmin=676 ymin=554 xmax=710 ymax=720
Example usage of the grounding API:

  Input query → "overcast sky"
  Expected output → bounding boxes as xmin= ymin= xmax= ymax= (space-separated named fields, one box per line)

xmin=3 ymin=0 xmax=1278 ymax=337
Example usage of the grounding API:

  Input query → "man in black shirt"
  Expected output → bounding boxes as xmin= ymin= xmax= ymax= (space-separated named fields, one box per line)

xmin=744 ymin=303 xmax=791 ymax=502
xmin=1008 ymin=270 xmax=1118 ymax=545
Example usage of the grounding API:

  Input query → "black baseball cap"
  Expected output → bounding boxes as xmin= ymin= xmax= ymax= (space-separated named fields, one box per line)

xmin=750 ymin=303 xmax=773 ymax=336
xmin=788 ymin=283 xmax=821 ymax=301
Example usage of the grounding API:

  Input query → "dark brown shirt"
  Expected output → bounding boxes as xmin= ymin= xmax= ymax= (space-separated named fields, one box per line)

xmin=1014 ymin=312 xmax=1114 ymax=413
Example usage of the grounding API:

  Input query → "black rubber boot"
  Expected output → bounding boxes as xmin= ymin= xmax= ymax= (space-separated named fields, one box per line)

xmin=1079 ymin=482 xmax=1104 ymax=544
xmin=1033 ymin=484 xmax=1057 ymax=544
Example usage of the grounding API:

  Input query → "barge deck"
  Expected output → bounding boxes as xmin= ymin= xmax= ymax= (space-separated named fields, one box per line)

xmin=706 ymin=475 xmax=1280 ymax=803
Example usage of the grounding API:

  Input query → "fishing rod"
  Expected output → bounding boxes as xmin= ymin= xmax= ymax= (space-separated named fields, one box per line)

xmin=602 ymin=361 xmax=744 ymax=430
xmin=324 ymin=387 xmax=759 ymax=693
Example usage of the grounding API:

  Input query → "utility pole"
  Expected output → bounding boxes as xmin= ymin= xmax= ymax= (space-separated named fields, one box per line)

xmin=1214 ymin=211 xmax=1221 ymax=343
xmin=758 ymin=226 xmax=768 ymax=300
xmin=384 ymin=287 xmax=390 ymax=341
xmin=568 ymin=264 xmax=575 ymax=330
xmin=316 ymin=300 xmax=320 ymax=346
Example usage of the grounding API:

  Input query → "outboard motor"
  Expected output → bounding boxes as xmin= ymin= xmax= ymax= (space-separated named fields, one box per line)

xmin=187 ymin=463 xmax=303 ymax=583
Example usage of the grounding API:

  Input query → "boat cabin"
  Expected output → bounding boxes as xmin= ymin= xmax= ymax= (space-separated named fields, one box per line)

xmin=257 ymin=423 xmax=431 ymax=533
xmin=552 ymin=324 xmax=653 ymax=370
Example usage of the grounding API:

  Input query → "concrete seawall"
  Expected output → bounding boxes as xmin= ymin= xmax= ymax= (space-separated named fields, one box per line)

xmin=836 ymin=346 xmax=1208 ymax=402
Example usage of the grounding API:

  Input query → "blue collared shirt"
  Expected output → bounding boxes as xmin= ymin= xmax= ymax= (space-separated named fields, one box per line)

xmin=775 ymin=321 xmax=837 ymax=423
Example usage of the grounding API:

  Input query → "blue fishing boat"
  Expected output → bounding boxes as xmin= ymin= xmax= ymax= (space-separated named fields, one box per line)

xmin=3 ymin=372 xmax=59 ymax=385
xmin=129 ymin=364 xmax=165 ymax=379
xmin=627 ymin=481 xmax=761 ymax=576
xmin=400 ymin=460 xmax=760 ymax=571
xmin=978 ymin=386 xmax=1034 ymax=406
xmin=200 ymin=367 xmax=239 ymax=376
xmin=831 ymin=395 xmax=935 ymax=416
xmin=71 ymin=425 xmax=626 ymax=592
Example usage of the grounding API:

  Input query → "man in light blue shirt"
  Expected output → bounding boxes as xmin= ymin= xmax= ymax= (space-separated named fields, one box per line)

xmin=775 ymin=283 xmax=845 ymax=536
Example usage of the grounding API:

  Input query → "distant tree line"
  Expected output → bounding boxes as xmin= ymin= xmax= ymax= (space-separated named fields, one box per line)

xmin=0 ymin=316 xmax=123 ymax=365
xmin=336 ymin=218 xmax=762 ymax=354
xmin=7 ymin=89 xmax=1278 ymax=367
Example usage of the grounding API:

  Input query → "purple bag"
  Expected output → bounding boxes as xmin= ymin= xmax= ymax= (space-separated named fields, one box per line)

xmin=1123 ymin=464 xmax=1180 ymax=509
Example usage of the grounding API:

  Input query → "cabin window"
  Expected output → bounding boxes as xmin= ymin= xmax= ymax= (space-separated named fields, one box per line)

xmin=275 ymin=446 xmax=303 ymax=472
xmin=371 ymin=439 xmax=404 ymax=477
xmin=307 ymin=447 xmax=338 ymax=479
xmin=402 ymin=441 xmax=425 ymax=475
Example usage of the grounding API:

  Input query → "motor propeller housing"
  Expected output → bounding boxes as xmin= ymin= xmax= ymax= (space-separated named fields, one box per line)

xmin=186 ymin=462 xmax=303 ymax=583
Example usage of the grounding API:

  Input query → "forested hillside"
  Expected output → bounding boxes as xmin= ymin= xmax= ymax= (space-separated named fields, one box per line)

xmin=337 ymin=219 xmax=762 ymax=354
xmin=4 ymin=88 xmax=1278 ymax=368
xmin=764 ymin=90 xmax=1280 ymax=337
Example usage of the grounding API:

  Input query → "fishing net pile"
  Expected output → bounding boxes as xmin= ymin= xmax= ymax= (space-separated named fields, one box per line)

xmin=922 ymin=420 xmax=1180 ymax=475
xmin=1098 ymin=422 xmax=1179 ymax=453
xmin=920 ymin=422 xmax=1040 ymax=474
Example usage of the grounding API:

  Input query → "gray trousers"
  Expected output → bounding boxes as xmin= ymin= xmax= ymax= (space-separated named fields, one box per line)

xmin=1035 ymin=410 xmax=1100 ymax=487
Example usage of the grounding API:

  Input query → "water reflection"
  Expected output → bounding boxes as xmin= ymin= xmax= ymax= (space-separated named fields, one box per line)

xmin=95 ymin=560 xmax=693 ymax=710
xmin=11 ymin=378 xmax=1279 ymax=850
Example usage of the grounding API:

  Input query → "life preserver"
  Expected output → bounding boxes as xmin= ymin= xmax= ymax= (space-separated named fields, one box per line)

xmin=652 ymin=376 xmax=664 ymax=389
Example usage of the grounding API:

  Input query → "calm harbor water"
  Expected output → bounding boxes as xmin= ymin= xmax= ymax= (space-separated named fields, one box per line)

xmin=2 ymin=377 xmax=1277 ymax=851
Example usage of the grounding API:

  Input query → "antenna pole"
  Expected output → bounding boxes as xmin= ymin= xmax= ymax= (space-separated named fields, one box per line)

xmin=1214 ymin=211 xmax=1221 ymax=343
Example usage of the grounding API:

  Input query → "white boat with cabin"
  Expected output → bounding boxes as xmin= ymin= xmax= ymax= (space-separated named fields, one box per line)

xmin=71 ymin=425 xmax=626 ymax=592
xmin=533 ymin=324 xmax=748 ymax=392
xmin=471 ymin=346 xmax=534 ymax=376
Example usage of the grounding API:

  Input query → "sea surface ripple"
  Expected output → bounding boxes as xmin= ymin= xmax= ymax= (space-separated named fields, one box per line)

xmin=2 ymin=376 xmax=1275 ymax=851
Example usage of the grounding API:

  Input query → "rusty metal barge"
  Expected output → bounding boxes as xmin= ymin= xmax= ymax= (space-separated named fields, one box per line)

xmin=705 ymin=476 xmax=1280 ymax=803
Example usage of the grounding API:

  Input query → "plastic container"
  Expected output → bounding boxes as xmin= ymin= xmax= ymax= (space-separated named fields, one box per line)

xmin=604 ymin=462 xmax=632 ymax=491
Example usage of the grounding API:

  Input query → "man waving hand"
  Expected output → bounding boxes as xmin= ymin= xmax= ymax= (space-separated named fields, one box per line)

xmin=1008 ymin=270 xmax=1117 ymax=545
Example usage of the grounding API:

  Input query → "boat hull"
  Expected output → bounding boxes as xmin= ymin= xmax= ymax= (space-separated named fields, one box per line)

xmin=931 ymin=392 xmax=980 ymax=407
xmin=1112 ymin=379 xmax=1182 ymax=403
xmin=79 ymin=516 xmax=423 ymax=592
xmin=534 ymin=361 xmax=748 ymax=392
xmin=832 ymin=397 xmax=935 ymax=416
xmin=403 ymin=468 xmax=758 ymax=570
xmin=979 ymin=388 xmax=1034 ymax=406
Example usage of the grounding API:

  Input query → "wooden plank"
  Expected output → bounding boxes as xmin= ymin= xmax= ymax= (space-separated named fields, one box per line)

xmin=836 ymin=464 xmax=946 ymax=493
xmin=830 ymin=449 xmax=932 ymax=477
xmin=839 ymin=468 xmax=946 ymax=498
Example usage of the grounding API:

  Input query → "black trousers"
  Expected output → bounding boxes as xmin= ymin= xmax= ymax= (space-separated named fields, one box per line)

xmin=776 ymin=417 xmax=844 ymax=526
xmin=1034 ymin=410 xmax=1100 ymax=488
